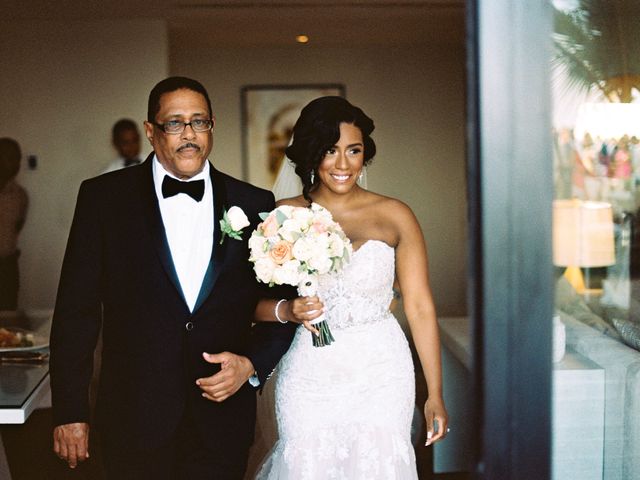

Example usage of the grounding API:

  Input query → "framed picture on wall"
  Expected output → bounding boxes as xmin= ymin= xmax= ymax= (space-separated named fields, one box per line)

xmin=241 ymin=84 xmax=345 ymax=190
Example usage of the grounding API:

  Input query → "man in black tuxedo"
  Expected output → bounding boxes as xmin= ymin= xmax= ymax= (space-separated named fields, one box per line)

xmin=50 ymin=77 xmax=295 ymax=479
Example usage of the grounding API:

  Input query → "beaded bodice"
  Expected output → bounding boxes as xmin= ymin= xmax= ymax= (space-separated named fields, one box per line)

xmin=317 ymin=239 xmax=395 ymax=330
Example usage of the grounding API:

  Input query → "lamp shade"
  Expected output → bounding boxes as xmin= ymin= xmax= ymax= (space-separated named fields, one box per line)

xmin=573 ymin=103 xmax=640 ymax=142
xmin=553 ymin=199 xmax=615 ymax=267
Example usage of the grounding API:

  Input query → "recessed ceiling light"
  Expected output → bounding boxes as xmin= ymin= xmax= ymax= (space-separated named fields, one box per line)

xmin=296 ymin=35 xmax=310 ymax=44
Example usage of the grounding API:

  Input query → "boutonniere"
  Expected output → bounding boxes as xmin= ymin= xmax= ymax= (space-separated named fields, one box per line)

xmin=220 ymin=206 xmax=250 ymax=244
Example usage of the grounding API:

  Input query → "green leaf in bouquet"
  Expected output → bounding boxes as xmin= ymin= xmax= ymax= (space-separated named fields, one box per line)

xmin=276 ymin=209 xmax=288 ymax=225
xmin=289 ymin=230 xmax=301 ymax=242
xmin=331 ymin=258 xmax=340 ymax=270
xmin=259 ymin=212 xmax=269 ymax=221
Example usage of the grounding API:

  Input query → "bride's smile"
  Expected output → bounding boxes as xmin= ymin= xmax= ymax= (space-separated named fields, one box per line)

xmin=317 ymin=122 xmax=364 ymax=194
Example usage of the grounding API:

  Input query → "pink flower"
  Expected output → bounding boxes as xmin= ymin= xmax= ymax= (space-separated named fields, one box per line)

xmin=311 ymin=221 xmax=328 ymax=234
xmin=260 ymin=213 xmax=279 ymax=238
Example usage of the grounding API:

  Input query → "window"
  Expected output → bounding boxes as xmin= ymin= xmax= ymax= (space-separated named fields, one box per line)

xmin=551 ymin=2 xmax=640 ymax=478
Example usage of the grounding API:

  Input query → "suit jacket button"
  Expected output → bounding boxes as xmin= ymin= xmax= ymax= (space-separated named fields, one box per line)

xmin=185 ymin=321 xmax=194 ymax=331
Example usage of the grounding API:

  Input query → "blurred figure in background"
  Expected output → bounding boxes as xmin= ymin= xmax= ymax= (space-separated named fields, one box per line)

xmin=0 ymin=138 xmax=28 ymax=311
xmin=102 ymin=118 xmax=142 ymax=173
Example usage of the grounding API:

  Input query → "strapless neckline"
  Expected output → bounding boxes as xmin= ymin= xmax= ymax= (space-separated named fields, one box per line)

xmin=351 ymin=239 xmax=393 ymax=256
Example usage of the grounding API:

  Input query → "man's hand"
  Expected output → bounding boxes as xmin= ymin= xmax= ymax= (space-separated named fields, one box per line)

xmin=196 ymin=352 xmax=255 ymax=402
xmin=53 ymin=422 xmax=90 ymax=468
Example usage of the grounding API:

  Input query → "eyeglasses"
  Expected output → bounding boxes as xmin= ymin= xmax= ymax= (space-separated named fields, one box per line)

xmin=152 ymin=119 xmax=213 ymax=134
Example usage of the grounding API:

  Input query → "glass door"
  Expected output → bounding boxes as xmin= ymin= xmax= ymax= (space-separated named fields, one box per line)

xmin=550 ymin=2 xmax=640 ymax=479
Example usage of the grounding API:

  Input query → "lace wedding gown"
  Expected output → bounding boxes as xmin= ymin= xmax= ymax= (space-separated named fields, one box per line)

xmin=256 ymin=240 xmax=418 ymax=480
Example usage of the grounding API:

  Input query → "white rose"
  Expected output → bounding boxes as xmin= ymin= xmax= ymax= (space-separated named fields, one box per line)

xmin=292 ymin=238 xmax=314 ymax=262
xmin=275 ymin=204 xmax=294 ymax=219
xmin=310 ymin=203 xmax=333 ymax=221
xmin=248 ymin=234 xmax=268 ymax=259
xmin=328 ymin=233 xmax=345 ymax=257
xmin=279 ymin=218 xmax=305 ymax=243
xmin=308 ymin=254 xmax=332 ymax=275
xmin=227 ymin=206 xmax=250 ymax=231
xmin=254 ymin=257 xmax=277 ymax=284
xmin=310 ymin=233 xmax=330 ymax=253
xmin=292 ymin=206 xmax=313 ymax=224
xmin=272 ymin=259 xmax=301 ymax=286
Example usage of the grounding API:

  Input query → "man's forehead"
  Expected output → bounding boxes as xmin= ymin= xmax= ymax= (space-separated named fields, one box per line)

xmin=158 ymin=90 xmax=208 ymax=116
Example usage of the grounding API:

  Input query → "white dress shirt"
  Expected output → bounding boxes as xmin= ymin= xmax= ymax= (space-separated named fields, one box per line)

xmin=153 ymin=156 xmax=213 ymax=312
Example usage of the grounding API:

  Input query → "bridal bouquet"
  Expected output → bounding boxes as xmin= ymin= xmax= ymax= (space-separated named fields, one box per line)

xmin=248 ymin=203 xmax=352 ymax=347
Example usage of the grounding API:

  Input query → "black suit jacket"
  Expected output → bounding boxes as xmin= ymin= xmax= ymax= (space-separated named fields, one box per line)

xmin=50 ymin=154 xmax=296 ymax=457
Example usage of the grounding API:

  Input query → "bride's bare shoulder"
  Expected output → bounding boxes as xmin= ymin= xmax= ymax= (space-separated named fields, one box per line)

xmin=363 ymin=191 xmax=417 ymax=226
xmin=276 ymin=195 xmax=308 ymax=208
xmin=365 ymin=191 xmax=411 ymax=213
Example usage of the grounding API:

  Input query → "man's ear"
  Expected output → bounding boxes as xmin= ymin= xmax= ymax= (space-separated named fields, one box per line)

xmin=143 ymin=121 xmax=154 ymax=145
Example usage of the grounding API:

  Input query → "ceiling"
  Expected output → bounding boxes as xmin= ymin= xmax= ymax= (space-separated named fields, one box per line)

xmin=7 ymin=0 xmax=465 ymax=47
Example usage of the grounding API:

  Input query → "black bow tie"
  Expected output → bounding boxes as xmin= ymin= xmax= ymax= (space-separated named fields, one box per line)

xmin=161 ymin=175 xmax=205 ymax=202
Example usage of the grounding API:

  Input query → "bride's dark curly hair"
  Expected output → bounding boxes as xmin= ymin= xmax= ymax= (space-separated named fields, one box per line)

xmin=285 ymin=96 xmax=376 ymax=202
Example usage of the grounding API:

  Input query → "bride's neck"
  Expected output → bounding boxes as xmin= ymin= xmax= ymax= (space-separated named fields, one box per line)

xmin=310 ymin=185 xmax=364 ymax=211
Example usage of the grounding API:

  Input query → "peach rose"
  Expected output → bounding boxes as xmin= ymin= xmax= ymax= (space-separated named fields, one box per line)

xmin=269 ymin=240 xmax=293 ymax=265
xmin=260 ymin=213 xmax=279 ymax=238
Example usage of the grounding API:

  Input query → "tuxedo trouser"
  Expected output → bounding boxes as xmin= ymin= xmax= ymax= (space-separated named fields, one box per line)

xmin=100 ymin=403 xmax=249 ymax=480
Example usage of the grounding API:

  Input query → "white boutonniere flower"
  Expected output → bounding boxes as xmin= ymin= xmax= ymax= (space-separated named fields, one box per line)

xmin=220 ymin=206 xmax=250 ymax=244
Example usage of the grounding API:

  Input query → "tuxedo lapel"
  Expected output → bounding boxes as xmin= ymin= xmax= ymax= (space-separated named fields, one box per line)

xmin=193 ymin=166 xmax=228 ymax=312
xmin=138 ymin=153 xmax=189 ymax=308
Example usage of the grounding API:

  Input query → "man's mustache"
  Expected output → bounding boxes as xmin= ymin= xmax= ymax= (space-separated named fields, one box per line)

xmin=177 ymin=143 xmax=200 ymax=151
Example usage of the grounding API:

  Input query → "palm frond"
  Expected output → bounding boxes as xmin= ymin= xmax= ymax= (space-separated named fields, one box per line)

xmin=552 ymin=0 xmax=640 ymax=102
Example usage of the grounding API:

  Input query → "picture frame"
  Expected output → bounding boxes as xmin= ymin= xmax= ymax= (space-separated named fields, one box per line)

xmin=241 ymin=84 xmax=346 ymax=190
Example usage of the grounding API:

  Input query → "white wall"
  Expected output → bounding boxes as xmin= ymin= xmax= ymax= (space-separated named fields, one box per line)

xmin=170 ymin=43 xmax=468 ymax=316
xmin=0 ymin=23 xmax=466 ymax=316
xmin=0 ymin=19 xmax=168 ymax=309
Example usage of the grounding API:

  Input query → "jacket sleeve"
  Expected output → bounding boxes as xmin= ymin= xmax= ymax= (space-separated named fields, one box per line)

xmin=50 ymin=180 xmax=103 ymax=426
xmin=246 ymin=284 xmax=298 ymax=388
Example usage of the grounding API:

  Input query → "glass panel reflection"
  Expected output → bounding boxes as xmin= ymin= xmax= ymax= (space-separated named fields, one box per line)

xmin=552 ymin=1 xmax=640 ymax=479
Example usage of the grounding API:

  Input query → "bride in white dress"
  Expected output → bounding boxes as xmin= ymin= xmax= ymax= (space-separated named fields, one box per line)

xmin=254 ymin=96 xmax=448 ymax=479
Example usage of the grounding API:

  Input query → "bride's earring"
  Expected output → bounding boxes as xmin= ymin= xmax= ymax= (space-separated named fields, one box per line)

xmin=357 ymin=167 xmax=367 ymax=187
xmin=310 ymin=170 xmax=315 ymax=184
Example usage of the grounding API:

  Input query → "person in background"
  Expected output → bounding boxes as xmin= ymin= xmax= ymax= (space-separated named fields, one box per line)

xmin=0 ymin=138 xmax=28 ymax=311
xmin=102 ymin=118 xmax=143 ymax=173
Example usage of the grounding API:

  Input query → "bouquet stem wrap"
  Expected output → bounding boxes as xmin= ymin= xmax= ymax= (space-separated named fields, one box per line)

xmin=298 ymin=280 xmax=334 ymax=347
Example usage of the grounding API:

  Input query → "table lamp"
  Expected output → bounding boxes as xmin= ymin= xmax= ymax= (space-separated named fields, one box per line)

xmin=573 ymin=103 xmax=640 ymax=142
xmin=553 ymin=199 xmax=615 ymax=294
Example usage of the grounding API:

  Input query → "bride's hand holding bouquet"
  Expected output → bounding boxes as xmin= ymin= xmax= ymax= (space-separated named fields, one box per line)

xmin=248 ymin=202 xmax=352 ymax=347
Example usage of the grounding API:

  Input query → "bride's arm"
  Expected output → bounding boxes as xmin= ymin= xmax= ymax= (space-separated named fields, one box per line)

xmin=391 ymin=200 xmax=449 ymax=446
xmin=254 ymin=296 xmax=324 ymax=334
